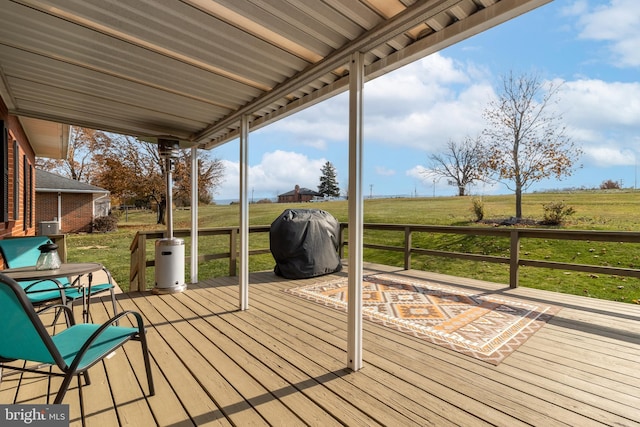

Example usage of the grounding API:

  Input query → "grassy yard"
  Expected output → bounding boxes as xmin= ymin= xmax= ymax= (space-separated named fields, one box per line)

xmin=66 ymin=190 xmax=640 ymax=304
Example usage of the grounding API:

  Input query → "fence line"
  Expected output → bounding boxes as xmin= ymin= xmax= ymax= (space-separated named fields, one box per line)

xmin=129 ymin=224 xmax=640 ymax=291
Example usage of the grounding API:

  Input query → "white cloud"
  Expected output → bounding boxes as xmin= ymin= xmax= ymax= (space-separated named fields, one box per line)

xmin=365 ymin=53 xmax=470 ymax=108
xmin=561 ymin=1 xmax=589 ymax=16
xmin=561 ymin=79 xmax=640 ymax=129
xmin=269 ymin=118 xmax=346 ymax=145
xmin=575 ymin=0 xmax=640 ymax=67
xmin=584 ymin=145 xmax=637 ymax=167
xmin=406 ymin=165 xmax=430 ymax=181
xmin=215 ymin=150 xmax=327 ymax=200
xmin=266 ymin=96 xmax=349 ymax=144
xmin=362 ymin=54 xmax=494 ymax=152
xmin=365 ymin=53 xmax=484 ymax=116
xmin=364 ymin=80 xmax=493 ymax=151
xmin=375 ymin=166 xmax=395 ymax=176
xmin=557 ymin=79 xmax=640 ymax=166
xmin=256 ymin=52 xmax=493 ymax=155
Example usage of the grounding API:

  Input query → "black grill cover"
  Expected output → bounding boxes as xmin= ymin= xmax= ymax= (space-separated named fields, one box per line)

xmin=270 ymin=209 xmax=342 ymax=279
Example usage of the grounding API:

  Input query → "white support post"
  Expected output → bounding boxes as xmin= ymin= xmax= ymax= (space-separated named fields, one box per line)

xmin=347 ymin=51 xmax=364 ymax=371
xmin=57 ymin=192 xmax=62 ymax=232
xmin=164 ymin=155 xmax=174 ymax=238
xmin=190 ymin=146 xmax=199 ymax=284
xmin=239 ymin=115 xmax=250 ymax=310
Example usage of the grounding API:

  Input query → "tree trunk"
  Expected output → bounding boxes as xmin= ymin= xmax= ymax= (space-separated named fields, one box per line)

xmin=157 ymin=196 xmax=166 ymax=225
xmin=458 ymin=185 xmax=465 ymax=196
xmin=515 ymin=186 xmax=522 ymax=219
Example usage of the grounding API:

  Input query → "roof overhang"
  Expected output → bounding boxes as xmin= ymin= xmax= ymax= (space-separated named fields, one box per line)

xmin=18 ymin=117 xmax=69 ymax=159
xmin=0 ymin=0 xmax=551 ymax=156
xmin=35 ymin=188 xmax=109 ymax=194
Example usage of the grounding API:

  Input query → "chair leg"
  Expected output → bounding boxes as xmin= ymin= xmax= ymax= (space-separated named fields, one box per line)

xmin=51 ymin=303 xmax=73 ymax=327
xmin=140 ymin=334 xmax=155 ymax=396
xmin=77 ymin=374 xmax=86 ymax=424
xmin=54 ymin=372 xmax=75 ymax=404
xmin=109 ymin=289 xmax=119 ymax=326
xmin=102 ymin=267 xmax=120 ymax=326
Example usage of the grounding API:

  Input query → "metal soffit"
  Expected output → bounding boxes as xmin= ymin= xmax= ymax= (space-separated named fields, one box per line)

xmin=0 ymin=0 xmax=550 ymax=155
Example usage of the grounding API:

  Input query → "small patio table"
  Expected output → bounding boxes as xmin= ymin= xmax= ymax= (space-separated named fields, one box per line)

xmin=3 ymin=262 xmax=106 ymax=322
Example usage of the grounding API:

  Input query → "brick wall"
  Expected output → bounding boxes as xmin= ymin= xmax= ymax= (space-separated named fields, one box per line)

xmin=35 ymin=192 xmax=94 ymax=234
xmin=1 ymin=97 xmax=36 ymax=239
xmin=36 ymin=192 xmax=58 ymax=224
xmin=61 ymin=193 xmax=94 ymax=233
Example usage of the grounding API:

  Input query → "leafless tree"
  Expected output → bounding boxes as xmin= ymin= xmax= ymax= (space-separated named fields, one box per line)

xmin=425 ymin=136 xmax=484 ymax=196
xmin=480 ymin=71 xmax=582 ymax=219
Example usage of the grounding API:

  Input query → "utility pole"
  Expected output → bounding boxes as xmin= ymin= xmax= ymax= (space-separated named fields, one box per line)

xmin=369 ymin=184 xmax=373 ymax=199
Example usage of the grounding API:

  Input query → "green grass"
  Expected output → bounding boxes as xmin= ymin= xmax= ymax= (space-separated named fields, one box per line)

xmin=65 ymin=190 xmax=640 ymax=304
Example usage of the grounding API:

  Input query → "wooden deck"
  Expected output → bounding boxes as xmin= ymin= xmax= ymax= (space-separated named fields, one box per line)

xmin=2 ymin=263 xmax=639 ymax=426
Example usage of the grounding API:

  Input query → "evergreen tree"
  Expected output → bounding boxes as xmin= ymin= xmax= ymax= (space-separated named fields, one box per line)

xmin=318 ymin=161 xmax=340 ymax=197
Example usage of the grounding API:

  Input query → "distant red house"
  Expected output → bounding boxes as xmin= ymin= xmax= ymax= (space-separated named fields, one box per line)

xmin=277 ymin=185 xmax=322 ymax=203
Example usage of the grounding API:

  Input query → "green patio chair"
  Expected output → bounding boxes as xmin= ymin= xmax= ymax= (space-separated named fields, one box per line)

xmin=0 ymin=236 xmax=117 ymax=318
xmin=0 ymin=272 xmax=154 ymax=406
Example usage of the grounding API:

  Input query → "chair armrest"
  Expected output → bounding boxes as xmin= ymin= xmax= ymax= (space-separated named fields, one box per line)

xmin=22 ymin=278 xmax=66 ymax=293
xmin=36 ymin=304 xmax=77 ymax=326
xmin=101 ymin=266 xmax=114 ymax=285
xmin=67 ymin=310 xmax=146 ymax=373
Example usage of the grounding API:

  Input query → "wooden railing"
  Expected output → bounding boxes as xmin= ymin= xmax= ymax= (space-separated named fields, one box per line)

xmin=339 ymin=224 xmax=640 ymax=287
xmin=129 ymin=224 xmax=640 ymax=291
xmin=129 ymin=226 xmax=270 ymax=291
xmin=49 ymin=234 xmax=68 ymax=263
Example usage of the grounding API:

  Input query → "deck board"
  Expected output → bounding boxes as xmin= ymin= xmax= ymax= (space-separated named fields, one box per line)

xmin=189 ymin=283 xmax=441 ymax=427
xmin=2 ymin=263 xmax=639 ymax=426
xmin=250 ymin=276 xmax=573 ymax=425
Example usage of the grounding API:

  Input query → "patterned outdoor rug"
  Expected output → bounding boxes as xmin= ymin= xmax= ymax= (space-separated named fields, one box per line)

xmin=285 ymin=274 xmax=561 ymax=365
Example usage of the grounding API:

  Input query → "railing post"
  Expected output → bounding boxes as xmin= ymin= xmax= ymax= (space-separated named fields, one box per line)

xmin=404 ymin=226 xmax=411 ymax=270
xmin=138 ymin=234 xmax=147 ymax=292
xmin=137 ymin=234 xmax=147 ymax=292
xmin=50 ymin=234 xmax=67 ymax=263
xmin=129 ymin=244 xmax=136 ymax=291
xmin=509 ymin=229 xmax=519 ymax=288
xmin=129 ymin=236 xmax=136 ymax=291
xmin=130 ymin=233 xmax=144 ymax=292
xmin=229 ymin=228 xmax=237 ymax=276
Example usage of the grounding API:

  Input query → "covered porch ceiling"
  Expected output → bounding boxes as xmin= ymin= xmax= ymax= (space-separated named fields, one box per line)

xmin=0 ymin=0 xmax=550 ymax=158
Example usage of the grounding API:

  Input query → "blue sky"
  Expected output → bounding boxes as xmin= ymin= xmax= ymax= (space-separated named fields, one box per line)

xmin=211 ymin=0 xmax=640 ymax=202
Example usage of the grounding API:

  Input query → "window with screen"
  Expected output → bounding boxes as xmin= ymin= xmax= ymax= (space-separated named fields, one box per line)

xmin=23 ymin=155 xmax=32 ymax=230
xmin=1 ymin=121 xmax=8 ymax=223
xmin=13 ymin=139 xmax=19 ymax=220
